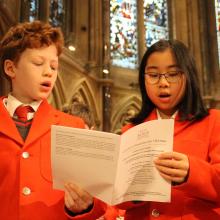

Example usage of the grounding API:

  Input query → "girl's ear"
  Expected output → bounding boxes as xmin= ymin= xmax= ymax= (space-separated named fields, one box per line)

xmin=4 ymin=59 xmax=16 ymax=79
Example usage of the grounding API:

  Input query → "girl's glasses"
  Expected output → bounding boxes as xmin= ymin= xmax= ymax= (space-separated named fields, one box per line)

xmin=145 ymin=71 xmax=183 ymax=84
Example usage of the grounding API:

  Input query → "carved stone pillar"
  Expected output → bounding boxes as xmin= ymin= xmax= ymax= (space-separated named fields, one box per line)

xmin=102 ymin=0 xmax=111 ymax=131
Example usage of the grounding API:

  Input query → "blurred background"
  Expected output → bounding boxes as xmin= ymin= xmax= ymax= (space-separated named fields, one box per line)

xmin=0 ymin=0 xmax=219 ymax=133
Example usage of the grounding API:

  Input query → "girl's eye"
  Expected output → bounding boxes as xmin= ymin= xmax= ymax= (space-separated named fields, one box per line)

xmin=51 ymin=66 xmax=58 ymax=71
xmin=148 ymin=73 xmax=159 ymax=78
xmin=168 ymin=72 xmax=178 ymax=77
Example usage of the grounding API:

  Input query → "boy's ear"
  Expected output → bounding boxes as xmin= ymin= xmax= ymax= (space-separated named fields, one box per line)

xmin=4 ymin=59 xmax=16 ymax=79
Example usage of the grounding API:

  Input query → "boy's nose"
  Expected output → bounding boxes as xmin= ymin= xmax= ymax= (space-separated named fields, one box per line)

xmin=42 ymin=72 xmax=52 ymax=77
xmin=42 ymin=68 xmax=53 ymax=77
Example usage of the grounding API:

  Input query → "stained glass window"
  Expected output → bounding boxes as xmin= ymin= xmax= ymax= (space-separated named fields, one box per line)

xmin=215 ymin=0 xmax=220 ymax=64
xmin=29 ymin=0 xmax=39 ymax=21
xmin=144 ymin=0 xmax=169 ymax=47
xmin=110 ymin=0 xmax=138 ymax=69
xmin=49 ymin=0 xmax=65 ymax=27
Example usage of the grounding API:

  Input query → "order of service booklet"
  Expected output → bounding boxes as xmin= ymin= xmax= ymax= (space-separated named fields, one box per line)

xmin=51 ymin=119 xmax=174 ymax=205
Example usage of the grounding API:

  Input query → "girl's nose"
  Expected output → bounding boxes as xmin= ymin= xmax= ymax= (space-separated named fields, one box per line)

xmin=158 ymin=75 xmax=169 ymax=87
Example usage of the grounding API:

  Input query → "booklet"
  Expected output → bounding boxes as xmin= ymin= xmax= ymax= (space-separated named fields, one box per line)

xmin=51 ymin=119 xmax=174 ymax=205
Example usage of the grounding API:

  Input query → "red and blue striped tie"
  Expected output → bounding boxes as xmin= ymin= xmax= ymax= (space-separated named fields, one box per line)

xmin=15 ymin=105 xmax=33 ymax=122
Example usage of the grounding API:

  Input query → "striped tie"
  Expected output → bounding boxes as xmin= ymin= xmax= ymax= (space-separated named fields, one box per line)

xmin=14 ymin=105 xmax=34 ymax=141
xmin=15 ymin=105 xmax=33 ymax=122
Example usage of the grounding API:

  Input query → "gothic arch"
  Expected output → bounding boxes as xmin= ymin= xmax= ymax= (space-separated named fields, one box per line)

xmin=0 ymin=1 xmax=16 ymax=36
xmin=111 ymin=95 xmax=141 ymax=133
xmin=51 ymin=74 xmax=101 ymax=129
xmin=68 ymin=78 xmax=100 ymax=129
xmin=50 ymin=74 xmax=67 ymax=109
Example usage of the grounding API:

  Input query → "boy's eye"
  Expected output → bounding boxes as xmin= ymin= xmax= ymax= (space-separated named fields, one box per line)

xmin=51 ymin=64 xmax=58 ymax=71
xmin=33 ymin=62 xmax=43 ymax=66
xmin=51 ymin=66 xmax=57 ymax=71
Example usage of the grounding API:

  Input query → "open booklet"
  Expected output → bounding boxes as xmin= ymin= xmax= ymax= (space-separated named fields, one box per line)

xmin=51 ymin=119 xmax=174 ymax=205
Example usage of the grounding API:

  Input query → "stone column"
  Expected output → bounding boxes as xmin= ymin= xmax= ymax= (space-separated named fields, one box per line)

xmin=102 ymin=0 xmax=112 ymax=131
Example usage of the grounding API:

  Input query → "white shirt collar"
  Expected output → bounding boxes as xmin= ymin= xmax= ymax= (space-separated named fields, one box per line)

xmin=4 ymin=94 xmax=42 ymax=118
xmin=156 ymin=108 xmax=178 ymax=120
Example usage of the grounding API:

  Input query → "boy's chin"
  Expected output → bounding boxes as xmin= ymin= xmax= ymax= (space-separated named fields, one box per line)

xmin=33 ymin=98 xmax=42 ymax=101
xmin=37 ymin=94 xmax=50 ymax=101
xmin=33 ymin=97 xmax=48 ymax=102
xmin=31 ymin=95 xmax=48 ymax=102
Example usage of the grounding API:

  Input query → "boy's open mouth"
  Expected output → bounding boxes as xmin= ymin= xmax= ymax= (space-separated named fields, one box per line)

xmin=41 ymin=82 xmax=51 ymax=87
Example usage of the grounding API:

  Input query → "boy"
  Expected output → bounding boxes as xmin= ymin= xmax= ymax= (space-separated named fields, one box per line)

xmin=0 ymin=20 xmax=104 ymax=220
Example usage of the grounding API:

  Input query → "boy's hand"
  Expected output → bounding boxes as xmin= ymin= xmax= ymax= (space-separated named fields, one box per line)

xmin=64 ymin=183 xmax=94 ymax=213
xmin=154 ymin=152 xmax=189 ymax=184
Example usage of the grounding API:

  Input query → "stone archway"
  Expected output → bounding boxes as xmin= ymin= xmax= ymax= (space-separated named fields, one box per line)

xmin=111 ymin=95 xmax=141 ymax=134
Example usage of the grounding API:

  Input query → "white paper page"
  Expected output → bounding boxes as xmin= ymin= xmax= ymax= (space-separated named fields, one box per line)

xmin=51 ymin=125 xmax=120 ymax=204
xmin=113 ymin=119 xmax=174 ymax=205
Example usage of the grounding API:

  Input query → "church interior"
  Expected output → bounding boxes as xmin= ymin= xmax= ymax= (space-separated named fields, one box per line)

xmin=0 ymin=0 xmax=219 ymax=133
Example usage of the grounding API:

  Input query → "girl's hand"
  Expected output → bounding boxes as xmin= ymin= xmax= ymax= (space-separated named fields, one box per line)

xmin=64 ymin=183 xmax=94 ymax=213
xmin=154 ymin=152 xmax=189 ymax=184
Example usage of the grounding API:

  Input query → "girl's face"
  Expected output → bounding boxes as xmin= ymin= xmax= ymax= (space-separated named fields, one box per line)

xmin=145 ymin=48 xmax=186 ymax=117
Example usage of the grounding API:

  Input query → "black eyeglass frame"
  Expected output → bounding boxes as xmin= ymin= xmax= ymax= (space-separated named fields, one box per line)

xmin=144 ymin=70 xmax=184 ymax=84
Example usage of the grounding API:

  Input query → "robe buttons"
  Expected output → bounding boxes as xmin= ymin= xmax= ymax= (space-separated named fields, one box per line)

xmin=22 ymin=152 xmax=30 ymax=159
xmin=151 ymin=209 xmax=160 ymax=217
xmin=22 ymin=187 xmax=31 ymax=196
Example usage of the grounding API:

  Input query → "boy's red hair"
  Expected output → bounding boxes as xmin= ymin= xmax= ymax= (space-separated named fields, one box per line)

xmin=0 ymin=20 xmax=64 ymax=77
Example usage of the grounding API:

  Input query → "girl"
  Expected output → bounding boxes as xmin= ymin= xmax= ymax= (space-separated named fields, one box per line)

xmin=68 ymin=39 xmax=220 ymax=220
xmin=117 ymin=39 xmax=220 ymax=219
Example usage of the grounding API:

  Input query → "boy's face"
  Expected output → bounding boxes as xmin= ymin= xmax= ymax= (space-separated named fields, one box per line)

xmin=4 ymin=45 xmax=59 ymax=103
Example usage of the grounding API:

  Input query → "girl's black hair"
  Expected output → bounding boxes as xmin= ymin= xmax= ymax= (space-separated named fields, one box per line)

xmin=131 ymin=39 xmax=208 ymax=125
